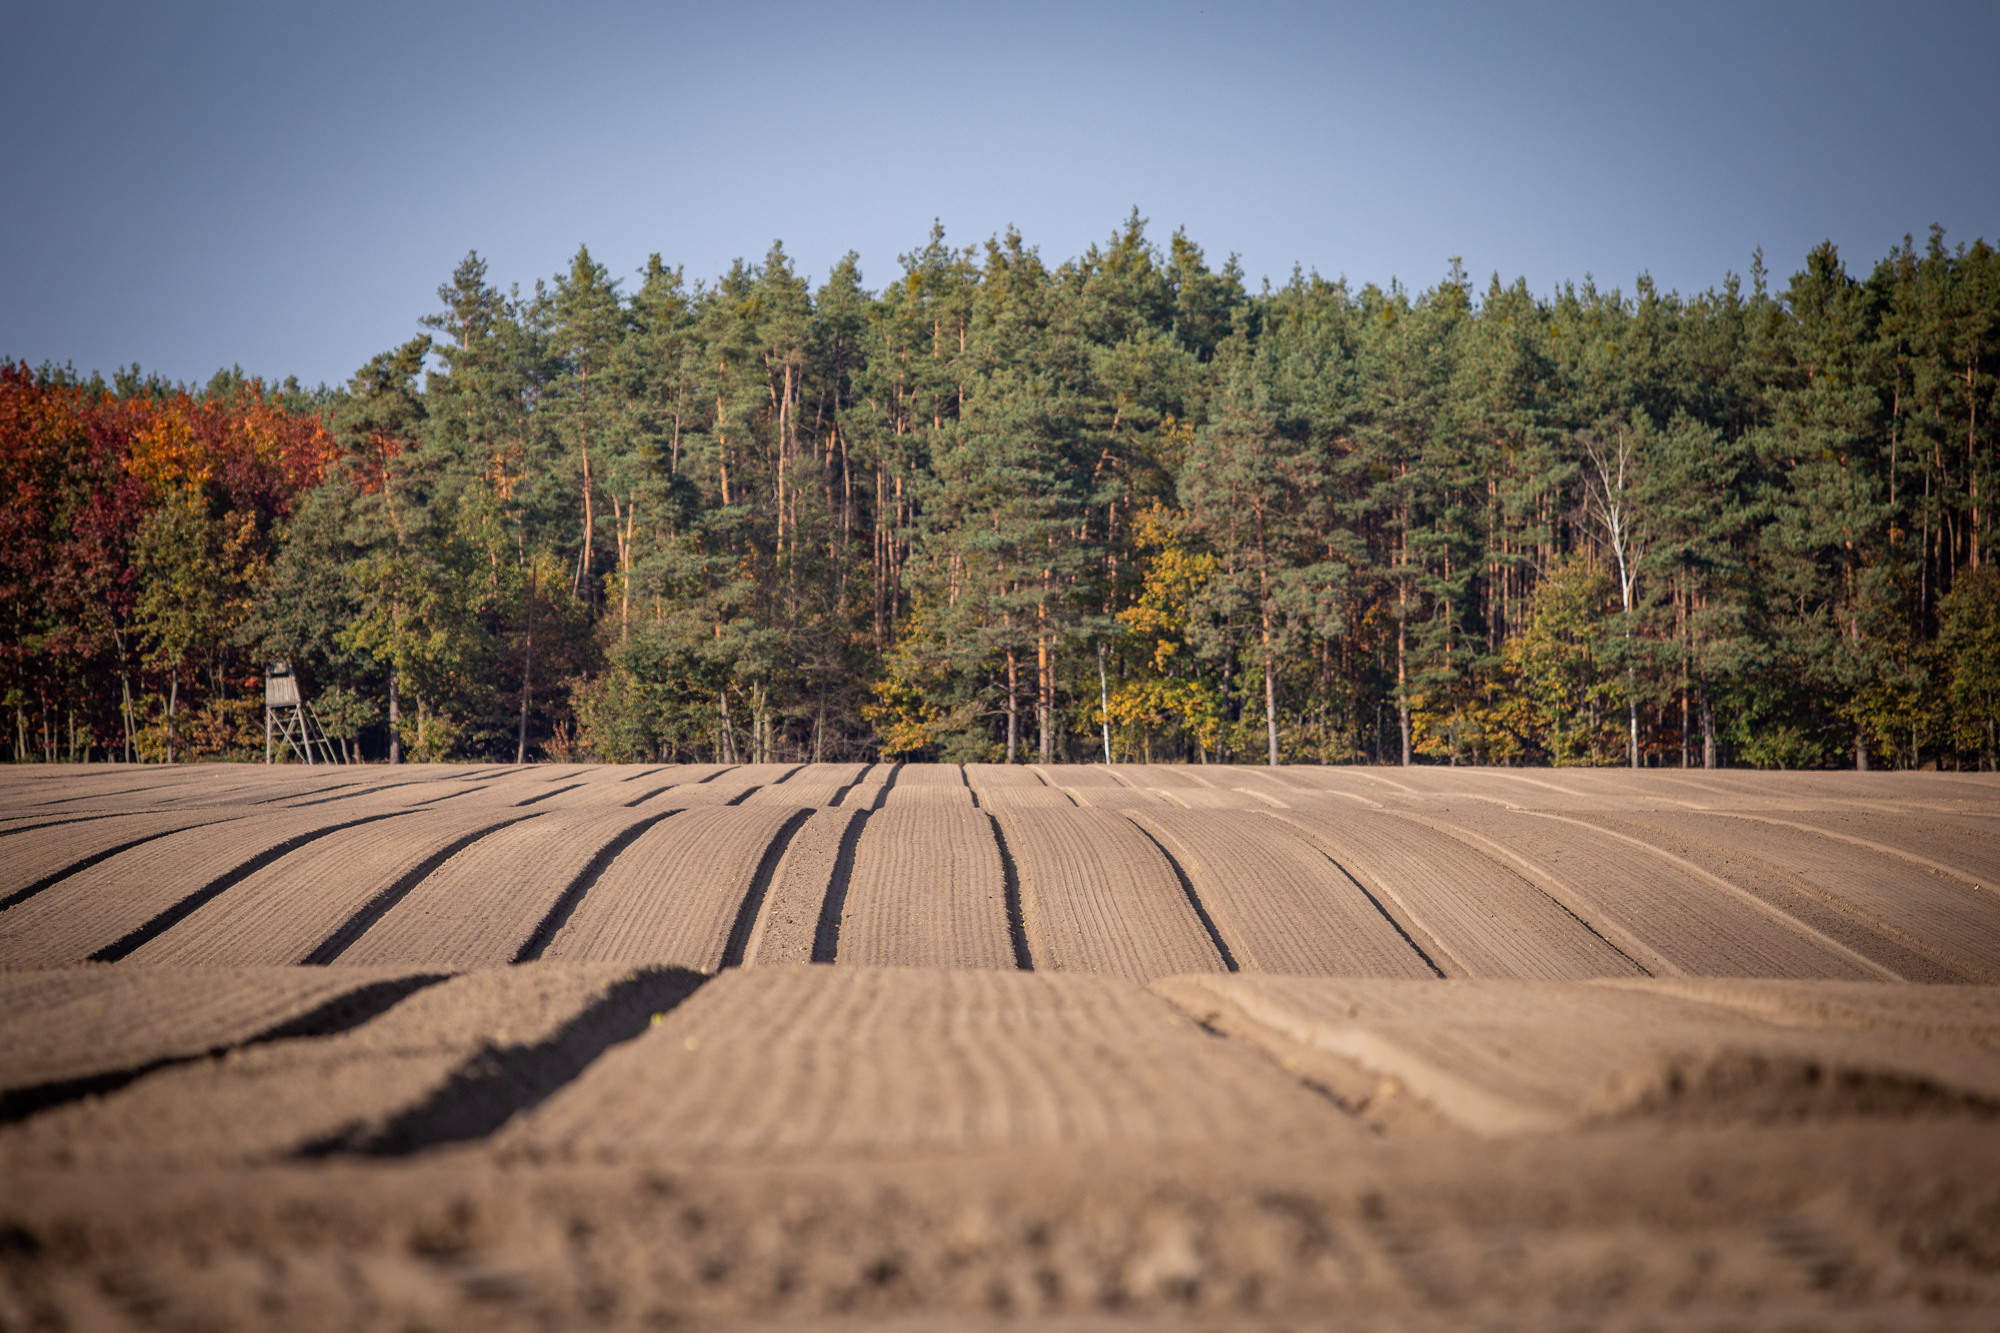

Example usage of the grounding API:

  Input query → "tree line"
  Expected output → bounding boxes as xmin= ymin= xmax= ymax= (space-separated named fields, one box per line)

xmin=5 ymin=216 xmax=1997 ymax=769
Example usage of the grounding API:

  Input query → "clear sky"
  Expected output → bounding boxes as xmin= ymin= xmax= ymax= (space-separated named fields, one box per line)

xmin=5 ymin=0 xmax=1995 ymax=389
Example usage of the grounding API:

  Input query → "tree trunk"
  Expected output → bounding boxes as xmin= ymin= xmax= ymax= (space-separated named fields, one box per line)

xmin=1396 ymin=591 xmax=1411 ymax=767
xmin=1098 ymin=642 xmax=1113 ymax=765
xmin=516 ymin=619 xmax=533 ymax=765
xmin=610 ymin=493 xmax=636 ymax=645
xmin=1006 ymin=650 xmax=1019 ymax=764
xmin=1037 ymin=635 xmax=1053 ymax=763
xmin=166 ymin=664 xmax=178 ymax=764
xmin=1263 ymin=643 xmax=1279 ymax=767
xmin=120 ymin=664 xmax=133 ymax=764
xmin=1218 ymin=656 xmax=1234 ymax=764
xmin=872 ymin=460 xmax=886 ymax=650
xmin=1702 ymin=688 xmax=1716 ymax=768
xmin=1678 ymin=691 xmax=1686 ymax=768
xmin=387 ymin=668 xmax=402 ymax=765
xmin=1856 ymin=727 xmax=1869 ymax=771
xmin=1969 ymin=358 xmax=1981 ymax=571
xmin=575 ymin=367 xmax=596 ymax=600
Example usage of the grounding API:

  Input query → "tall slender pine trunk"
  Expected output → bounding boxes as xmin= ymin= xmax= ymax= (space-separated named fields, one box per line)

xmin=1098 ymin=643 xmax=1113 ymax=765
xmin=517 ymin=555 xmax=536 ymax=763
xmin=1702 ymin=689 xmax=1717 ymax=769
xmin=119 ymin=664 xmax=133 ymax=764
xmin=1006 ymin=650 xmax=1019 ymax=764
xmin=1396 ymin=584 xmax=1411 ymax=767
xmin=1263 ymin=637 xmax=1279 ymax=767
xmin=575 ymin=366 xmax=595 ymax=600
xmin=387 ymin=668 xmax=402 ymax=765
xmin=1037 ymin=635 xmax=1052 ymax=763
xmin=516 ymin=619 xmax=533 ymax=765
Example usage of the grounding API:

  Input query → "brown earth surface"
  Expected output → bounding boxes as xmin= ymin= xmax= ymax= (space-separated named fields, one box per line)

xmin=1 ymin=762 xmax=1999 ymax=1331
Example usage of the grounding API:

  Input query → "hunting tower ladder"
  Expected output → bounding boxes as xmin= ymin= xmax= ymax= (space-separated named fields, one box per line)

xmin=264 ymin=662 xmax=342 ymax=764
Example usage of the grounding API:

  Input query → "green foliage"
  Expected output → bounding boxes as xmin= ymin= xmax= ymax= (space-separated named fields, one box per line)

xmin=134 ymin=498 xmax=256 ymax=676
xmin=1941 ymin=567 xmax=2000 ymax=763
xmin=132 ymin=496 xmax=267 ymax=759
xmin=1496 ymin=556 xmax=1622 ymax=764
xmin=312 ymin=685 xmax=377 ymax=743
xmin=10 ymin=223 xmax=2000 ymax=768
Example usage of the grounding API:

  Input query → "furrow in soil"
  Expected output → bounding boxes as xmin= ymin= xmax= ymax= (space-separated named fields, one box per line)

xmin=504 ymin=965 xmax=1368 ymax=1154
xmin=333 ymin=809 xmax=669 ymax=968
xmin=538 ymin=804 xmax=814 ymax=969
xmin=0 ymin=965 xmax=439 ymax=1108
xmin=1154 ymin=973 xmax=2000 ymax=1137
xmin=1410 ymin=804 xmax=1885 ymax=980
xmin=993 ymin=806 xmax=1224 ymax=981
xmin=835 ymin=806 xmax=1014 ymax=969
xmin=125 ymin=811 xmax=534 ymax=966
xmin=0 ymin=811 xmax=407 ymax=968
xmin=745 ymin=806 xmax=866 ymax=965
xmin=1585 ymin=811 xmax=2000 ymax=981
xmin=0 ymin=963 xmax=701 ymax=1168
xmin=1271 ymin=808 xmax=1645 ymax=980
xmin=1127 ymin=809 xmax=1438 ymax=978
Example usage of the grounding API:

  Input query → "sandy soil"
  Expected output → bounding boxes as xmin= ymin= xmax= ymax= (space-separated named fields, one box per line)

xmin=333 ymin=809 xmax=670 ymax=968
xmin=539 ymin=805 xmax=809 ymax=968
xmin=1270 ymin=807 xmax=1642 ymax=979
xmin=127 ymin=809 xmax=532 ymax=966
xmin=1 ymin=762 xmax=1998 ymax=1330
xmin=994 ymin=805 xmax=1223 ymax=980
xmin=835 ymin=805 xmax=1014 ymax=969
xmin=1130 ymin=808 xmax=1438 ymax=977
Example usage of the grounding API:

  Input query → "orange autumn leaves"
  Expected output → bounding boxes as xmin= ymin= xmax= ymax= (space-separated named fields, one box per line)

xmin=120 ymin=386 xmax=337 ymax=506
xmin=1 ymin=363 xmax=337 ymax=514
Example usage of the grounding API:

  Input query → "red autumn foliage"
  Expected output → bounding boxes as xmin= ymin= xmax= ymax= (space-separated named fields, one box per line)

xmin=0 ymin=363 xmax=336 ymax=757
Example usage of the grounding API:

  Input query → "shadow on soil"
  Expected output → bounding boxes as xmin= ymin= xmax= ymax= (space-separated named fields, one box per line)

xmin=304 ymin=815 xmax=539 ymax=965
xmin=298 ymin=966 xmax=708 ymax=1157
xmin=720 ymin=807 xmax=813 ymax=968
xmin=513 ymin=812 xmax=678 ymax=962
xmin=91 ymin=811 xmax=412 ymax=963
xmin=0 ymin=973 xmax=450 ymax=1125
xmin=986 ymin=813 xmax=1035 ymax=971
xmin=811 ymin=808 xmax=871 ymax=963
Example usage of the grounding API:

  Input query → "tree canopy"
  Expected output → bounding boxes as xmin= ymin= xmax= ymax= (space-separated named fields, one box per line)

xmin=6 ymin=219 xmax=1997 ymax=770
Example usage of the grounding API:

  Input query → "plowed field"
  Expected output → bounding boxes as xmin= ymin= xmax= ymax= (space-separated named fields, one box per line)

xmin=2 ymin=762 xmax=1998 ymax=1332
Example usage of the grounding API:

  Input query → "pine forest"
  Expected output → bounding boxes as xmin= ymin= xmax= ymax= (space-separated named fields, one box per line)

xmin=5 ymin=216 xmax=1998 ymax=770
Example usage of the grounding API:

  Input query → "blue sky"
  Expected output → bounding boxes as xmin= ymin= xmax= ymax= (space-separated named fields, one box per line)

xmin=4 ymin=0 xmax=1995 ymax=388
